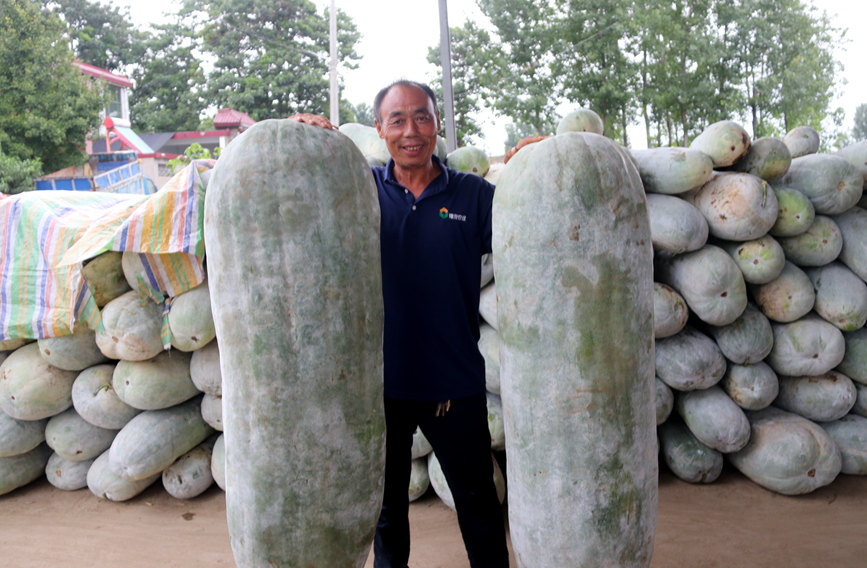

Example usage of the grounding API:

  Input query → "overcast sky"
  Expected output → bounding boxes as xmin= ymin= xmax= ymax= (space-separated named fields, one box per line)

xmin=111 ymin=0 xmax=865 ymax=153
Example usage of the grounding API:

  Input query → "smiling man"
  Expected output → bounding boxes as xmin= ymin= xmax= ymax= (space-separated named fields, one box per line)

xmin=291 ymin=79 xmax=510 ymax=568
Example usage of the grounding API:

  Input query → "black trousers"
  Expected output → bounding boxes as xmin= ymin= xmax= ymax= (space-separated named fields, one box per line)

xmin=373 ymin=394 xmax=509 ymax=568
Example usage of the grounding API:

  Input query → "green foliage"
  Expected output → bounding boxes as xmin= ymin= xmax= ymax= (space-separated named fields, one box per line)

xmin=0 ymin=149 xmax=42 ymax=194
xmin=853 ymin=104 xmax=867 ymax=142
xmin=188 ymin=0 xmax=360 ymax=121
xmin=130 ymin=20 xmax=206 ymax=132
xmin=344 ymin=102 xmax=375 ymax=127
xmin=167 ymin=143 xmax=220 ymax=175
xmin=427 ymin=22 xmax=488 ymax=146
xmin=0 ymin=0 xmax=103 ymax=173
xmin=42 ymin=0 xmax=144 ymax=72
xmin=444 ymin=0 xmax=843 ymax=148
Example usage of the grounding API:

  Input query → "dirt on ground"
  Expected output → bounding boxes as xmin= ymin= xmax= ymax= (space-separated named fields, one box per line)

xmin=1 ymin=465 xmax=865 ymax=568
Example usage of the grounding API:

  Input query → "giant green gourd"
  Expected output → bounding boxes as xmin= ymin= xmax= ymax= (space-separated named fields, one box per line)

xmin=493 ymin=133 xmax=657 ymax=567
xmin=204 ymin=119 xmax=385 ymax=568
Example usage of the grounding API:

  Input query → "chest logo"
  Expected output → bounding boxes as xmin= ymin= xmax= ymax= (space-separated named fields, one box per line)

xmin=439 ymin=207 xmax=467 ymax=222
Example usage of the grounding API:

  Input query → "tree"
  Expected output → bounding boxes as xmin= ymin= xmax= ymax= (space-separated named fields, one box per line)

xmin=854 ymin=104 xmax=867 ymax=142
xmin=130 ymin=21 xmax=207 ymax=132
xmin=0 ymin=0 xmax=103 ymax=174
xmin=474 ymin=0 xmax=560 ymax=136
xmin=186 ymin=0 xmax=361 ymax=121
xmin=42 ymin=0 xmax=144 ymax=72
xmin=345 ymin=102 xmax=375 ymax=127
xmin=551 ymin=0 xmax=638 ymax=144
xmin=427 ymin=21 xmax=489 ymax=147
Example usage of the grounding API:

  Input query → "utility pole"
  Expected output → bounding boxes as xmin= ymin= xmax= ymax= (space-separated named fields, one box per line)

xmin=438 ymin=0 xmax=457 ymax=152
xmin=329 ymin=0 xmax=339 ymax=125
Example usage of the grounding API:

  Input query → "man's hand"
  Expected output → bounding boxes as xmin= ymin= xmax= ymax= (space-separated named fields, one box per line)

xmin=504 ymin=135 xmax=549 ymax=164
xmin=288 ymin=113 xmax=338 ymax=130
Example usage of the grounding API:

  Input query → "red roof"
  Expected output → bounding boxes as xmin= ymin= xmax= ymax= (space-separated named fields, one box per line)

xmin=74 ymin=61 xmax=134 ymax=89
xmin=213 ymin=108 xmax=256 ymax=129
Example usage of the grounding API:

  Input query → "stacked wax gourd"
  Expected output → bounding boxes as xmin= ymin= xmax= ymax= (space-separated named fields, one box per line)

xmin=3 ymin=120 xmax=867 ymax=505
xmin=0 ymin=247 xmax=223 ymax=501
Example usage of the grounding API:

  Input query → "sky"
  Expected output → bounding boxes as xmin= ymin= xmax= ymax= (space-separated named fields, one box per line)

xmin=110 ymin=0 xmax=865 ymax=154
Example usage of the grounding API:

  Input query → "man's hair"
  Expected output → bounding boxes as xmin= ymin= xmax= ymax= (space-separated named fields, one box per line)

xmin=373 ymin=80 xmax=439 ymax=124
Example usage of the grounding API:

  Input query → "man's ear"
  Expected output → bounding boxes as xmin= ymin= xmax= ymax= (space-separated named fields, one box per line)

xmin=375 ymin=120 xmax=384 ymax=139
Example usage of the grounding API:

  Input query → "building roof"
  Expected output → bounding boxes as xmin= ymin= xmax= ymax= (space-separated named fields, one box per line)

xmin=73 ymin=61 xmax=134 ymax=89
xmin=213 ymin=108 xmax=256 ymax=129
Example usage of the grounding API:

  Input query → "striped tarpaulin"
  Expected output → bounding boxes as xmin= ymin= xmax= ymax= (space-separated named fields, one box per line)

xmin=0 ymin=160 xmax=213 ymax=341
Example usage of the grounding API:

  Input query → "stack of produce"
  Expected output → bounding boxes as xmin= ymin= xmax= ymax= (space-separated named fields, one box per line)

xmin=3 ymin=117 xmax=867 ymax=505
xmin=0 ymin=249 xmax=222 ymax=500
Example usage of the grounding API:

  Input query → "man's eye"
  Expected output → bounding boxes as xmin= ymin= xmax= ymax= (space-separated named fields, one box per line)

xmin=389 ymin=119 xmax=403 ymax=127
xmin=416 ymin=115 xmax=431 ymax=122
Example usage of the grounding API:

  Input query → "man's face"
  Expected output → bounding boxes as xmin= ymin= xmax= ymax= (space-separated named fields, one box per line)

xmin=375 ymin=84 xmax=440 ymax=170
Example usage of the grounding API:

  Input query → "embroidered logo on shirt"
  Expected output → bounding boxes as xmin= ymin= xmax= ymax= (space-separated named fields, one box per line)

xmin=439 ymin=207 xmax=467 ymax=222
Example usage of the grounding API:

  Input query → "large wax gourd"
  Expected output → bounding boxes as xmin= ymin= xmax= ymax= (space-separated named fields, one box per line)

xmin=204 ymin=119 xmax=385 ymax=568
xmin=493 ymin=132 xmax=658 ymax=567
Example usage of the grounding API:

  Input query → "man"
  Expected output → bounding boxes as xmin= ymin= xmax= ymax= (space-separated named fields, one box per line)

xmin=292 ymin=80 xmax=538 ymax=568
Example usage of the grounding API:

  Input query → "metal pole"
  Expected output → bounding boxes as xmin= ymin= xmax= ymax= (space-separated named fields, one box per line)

xmin=329 ymin=0 xmax=339 ymax=125
xmin=438 ymin=0 xmax=457 ymax=152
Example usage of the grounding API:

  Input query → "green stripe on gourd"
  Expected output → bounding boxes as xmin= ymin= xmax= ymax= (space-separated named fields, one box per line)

xmin=205 ymin=119 xmax=385 ymax=568
xmin=493 ymin=132 xmax=656 ymax=567
xmin=774 ymin=371 xmax=856 ymax=423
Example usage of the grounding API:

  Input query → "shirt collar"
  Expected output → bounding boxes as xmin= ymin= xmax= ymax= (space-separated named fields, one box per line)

xmin=385 ymin=155 xmax=450 ymax=200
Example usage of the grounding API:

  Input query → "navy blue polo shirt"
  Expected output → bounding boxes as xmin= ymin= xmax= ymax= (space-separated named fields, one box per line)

xmin=371 ymin=155 xmax=494 ymax=402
